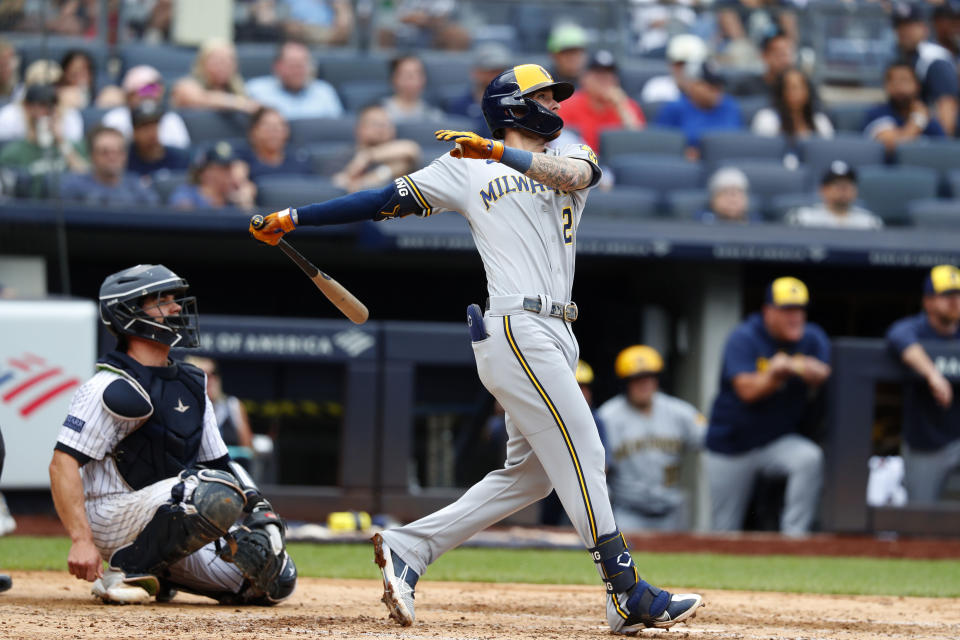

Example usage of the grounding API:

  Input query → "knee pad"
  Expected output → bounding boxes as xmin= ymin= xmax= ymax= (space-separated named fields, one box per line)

xmin=110 ymin=469 xmax=245 ymax=576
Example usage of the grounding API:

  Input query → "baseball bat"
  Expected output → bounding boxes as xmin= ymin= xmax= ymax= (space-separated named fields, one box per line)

xmin=251 ymin=215 xmax=369 ymax=324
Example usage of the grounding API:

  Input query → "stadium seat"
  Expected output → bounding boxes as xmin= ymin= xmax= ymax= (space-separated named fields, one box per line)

xmin=897 ymin=140 xmax=960 ymax=197
xmin=599 ymin=128 xmax=686 ymax=161
xmin=768 ymin=192 xmax=819 ymax=222
xmin=826 ymin=103 xmax=870 ymax=134
xmin=639 ymin=101 xmax=664 ymax=124
xmin=584 ymin=187 xmax=659 ymax=219
xmin=337 ymin=82 xmax=390 ymax=112
xmin=17 ymin=38 xmax=109 ymax=77
xmin=256 ymin=176 xmax=347 ymax=209
xmin=665 ymin=189 xmax=709 ymax=220
xmin=908 ymin=199 xmax=960 ymax=229
xmin=236 ymin=43 xmax=278 ymax=79
xmin=306 ymin=142 xmax=353 ymax=175
xmin=857 ymin=165 xmax=939 ymax=225
xmin=421 ymin=53 xmax=474 ymax=94
xmin=179 ymin=109 xmax=251 ymax=142
xmin=700 ymin=131 xmax=786 ymax=167
xmin=610 ymin=154 xmax=703 ymax=193
xmin=118 ymin=43 xmax=196 ymax=78
xmin=80 ymin=107 xmax=111 ymax=134
xmin=396 ymin=117 xmax=475 ymax=147
xmin=619 ymin=60 xmax=671 ymax=97
xmin=717 ymin=162 xmax=808 ymax=218
xmin=737 ymin=96 xmax=770 ymax=127
xmin=152 ymin=171 xmax=189 ymax=205
xmin=317 ymin=53 xmax=390 ymax=87
xmin=288 ymin=116 xmax=357 ymax=145
xmin=948 ymin=169 xmax=960 ymax=199
xmin=800 ymin=135 xmax=885 ymax=185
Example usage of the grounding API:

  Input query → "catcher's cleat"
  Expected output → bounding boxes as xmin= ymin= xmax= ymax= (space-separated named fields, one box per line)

xmin=607 ymin=582 xmax=703 ymax=635
xmin=372 ymin=533 xmax=418 ymax=626
xmin=91 ymin=569 xmax=157 ymax=605
xmin=0 ymin=574 xmax=11 ymax=593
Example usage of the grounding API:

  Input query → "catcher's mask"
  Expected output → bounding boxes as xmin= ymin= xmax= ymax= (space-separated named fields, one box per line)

xmin=99 ymin=264 xmax=200 ymax=348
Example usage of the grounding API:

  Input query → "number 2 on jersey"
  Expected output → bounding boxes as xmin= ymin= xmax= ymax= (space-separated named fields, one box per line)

xmin=562 ymin=207 xmax=573 ymax=245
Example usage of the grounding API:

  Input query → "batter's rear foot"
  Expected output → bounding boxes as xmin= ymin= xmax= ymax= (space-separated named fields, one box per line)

xmin=372 ymin=533 xmax=418 ymax=626
xmin=607 ymin=581 xmax=704 ymax=635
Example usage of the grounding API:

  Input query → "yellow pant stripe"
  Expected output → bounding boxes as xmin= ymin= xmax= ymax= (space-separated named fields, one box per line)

xmin=503 ymin=315 xmax=598 ymax=544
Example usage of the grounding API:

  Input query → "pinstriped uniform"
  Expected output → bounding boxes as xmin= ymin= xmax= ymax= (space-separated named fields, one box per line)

xmin=379 ymin=145 xmax=618 ymax=575
xmin=56 ymin=369 xmax=244 ymax=594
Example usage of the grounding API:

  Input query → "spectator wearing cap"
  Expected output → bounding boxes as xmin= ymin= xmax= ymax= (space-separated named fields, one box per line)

xmin=892 ymin=2 xmax=958 ymax=137
xmin=238 ymin=106 xmax=313 ymax=181
xmin=245 ymin=40 xmax=343 ymax=120
xmin=598 ymin=345 xmax=705 ymax=532
xmin=706 ymin=277 xmax=831 ymax=535
xmin=446 ymin=43 xmax=513 ymax=136
xmin=102 ymin=65 xmax=191 ymax=149
xmin=696 ymin=167 xmax=759 ymax=224
xmin=886 ymin=265 xmax=960 ymax=503
xmin=59 ymin=125 xmax=159 ymax=206
xmin=657 ymin=60 xmax=742 ymax=160
xmin=734 ymin=31 xmax=796 ymax=97
xmin=172 ymin=39 xmax=260 ymax=114
xmin=641 ymin=34 xmax=708 ymax=105
xmin=864 ymin=61 xmax=945 ymax=152
xmin=0 ymin=59 xmax=84 ymax=144
xmin=786 ymin=162 xmax=882 ymax=230
xmin=169 ymin=142 xmax=256 ymax=210
xmin=752 ymin=69 xmax=834 ymax=140
xmin=559 ymin=50 xmax=645 ymax=151
xmin=381 ymin=54 xmax=444 ymax=124
xmin=126 ymin=101 xmax=190 ymax=177
xmin=0 ymin=84 xmax=88 ymax=197
xmin=547 ymin=22 xmax=589 ymax=87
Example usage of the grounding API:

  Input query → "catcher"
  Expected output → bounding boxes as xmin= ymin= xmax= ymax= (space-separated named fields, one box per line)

xmin=48 ymin=264 xmax=297 ymax=604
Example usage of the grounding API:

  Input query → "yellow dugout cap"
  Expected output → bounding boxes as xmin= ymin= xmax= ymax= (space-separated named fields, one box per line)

xmin=575 ymin=359 xmax=594 ymax=385
xmin=766 ymin=277 xmax=809 ymax=308
xmin=614 ymin=345 xmax=664 ymax=379
xmin=925 ymin=265 xmax=960 ymax=295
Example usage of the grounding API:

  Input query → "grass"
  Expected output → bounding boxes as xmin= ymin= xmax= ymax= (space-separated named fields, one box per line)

xmin=4 ymin=537 xmax=959 ymax=598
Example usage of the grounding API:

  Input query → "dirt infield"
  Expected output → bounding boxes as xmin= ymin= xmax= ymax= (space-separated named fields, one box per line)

xmin=3 ymin=571 xmax=959 ymax=640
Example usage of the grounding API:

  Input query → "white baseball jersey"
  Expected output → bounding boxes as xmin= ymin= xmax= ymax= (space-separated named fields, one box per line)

xmin=598 ymin=392 xmax=705 ymax=515
xmin=402 ymin=143 xmax=601 ymax=302
xmin=56 ymin=369 xmax=228 ymax=503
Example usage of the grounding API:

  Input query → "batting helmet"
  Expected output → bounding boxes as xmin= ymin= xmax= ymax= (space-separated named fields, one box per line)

xmin=481 ymin=63 xmax=574 ymax=140
xmin=614 ymin=345 xmax=664 ymax=379
xmin=575 ymin=359 xmax=595 ymax=385
xmin=99 ymin=264 xmax=200 ymax=348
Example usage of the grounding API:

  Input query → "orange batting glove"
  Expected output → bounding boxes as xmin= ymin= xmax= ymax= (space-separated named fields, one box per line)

xmin=249 ymin=208 xmax=296 ymax=246
xmin=435 ymin=130 xmax=504 ymax=161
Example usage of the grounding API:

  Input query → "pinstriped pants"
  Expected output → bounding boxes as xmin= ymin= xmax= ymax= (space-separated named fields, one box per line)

xmin=87 ymin=476 xmax=244 ymax=596
xmin=381 ymin=311 xmax=616 ymax=576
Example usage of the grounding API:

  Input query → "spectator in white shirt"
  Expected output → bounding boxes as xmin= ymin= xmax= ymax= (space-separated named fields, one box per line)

xmin=787 ymin=162 xmax=883 ymax=230
xmin=752 ymin=69 xmax=834 ymax=140
xmin=245 ymin=40 xmax=344 ymax=120
xmin=102 ymin=65 xmax=191 ymax=149
xmin=641 ymin=34 xmax=708 ymax=104
xmin=0 ymin=59 xmax=83 ymax=144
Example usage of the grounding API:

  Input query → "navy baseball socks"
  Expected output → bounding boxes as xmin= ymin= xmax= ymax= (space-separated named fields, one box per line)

xmin=590 ymin=531 xmax=704 ymax=635
xmin=372 ymin=533 xmax=419 ymax=626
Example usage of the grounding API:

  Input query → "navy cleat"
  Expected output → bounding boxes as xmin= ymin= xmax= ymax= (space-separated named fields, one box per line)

xmin=372 ymin=533 xmax=418 ymax=626
xmin=607 ymin=580 xmax=704 ymax=635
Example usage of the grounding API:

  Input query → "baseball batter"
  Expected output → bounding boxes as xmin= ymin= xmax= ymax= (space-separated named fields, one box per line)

xmin=599 ymin=345 xmax=705 ymax=532
xmin=250 ymin=63 xmax=703 ymax=634
xmin=49 ymin=265 xmax=297 ymax=605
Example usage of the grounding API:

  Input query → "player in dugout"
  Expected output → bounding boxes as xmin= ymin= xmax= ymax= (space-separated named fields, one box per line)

xmin=48 ymin=264 xmax=296 ymax=605
xmin=886 ymin=264 xmax=960 ymax=504
xmin=705 ymin=277 xmax=831 ymax=536
xmin=250 ymin=63 xmax=704 ymax=634
xmin=599 ymin=345 xmax=705 ymax=532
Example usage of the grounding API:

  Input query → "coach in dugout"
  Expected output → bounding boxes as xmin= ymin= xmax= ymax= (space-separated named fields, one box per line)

xmin=886 ymin=264 xmax=960 ymax=504
xmin=705 ymin=277 xmax=831 ymax=536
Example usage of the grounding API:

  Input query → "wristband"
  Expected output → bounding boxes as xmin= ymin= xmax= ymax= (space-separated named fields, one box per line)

xmin=499 ymin=146 xmax=533 ymax=173
xmin=909 ymin=112 xmax=929 ymax=130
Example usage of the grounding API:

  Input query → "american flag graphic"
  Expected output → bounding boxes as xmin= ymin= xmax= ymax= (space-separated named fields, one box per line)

xmin=0 ymin=353 xmax=81 ymax=418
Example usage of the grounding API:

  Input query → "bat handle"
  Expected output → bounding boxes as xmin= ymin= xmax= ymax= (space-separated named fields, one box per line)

xmin=250 ymin=214 xmax=265 ymax=230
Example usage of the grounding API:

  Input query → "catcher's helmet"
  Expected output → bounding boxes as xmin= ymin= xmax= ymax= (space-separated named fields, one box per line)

xmin=481 ymin=63 xmax=574 ymax=140
xmin=99 ymin=264 xmax=200 ymax=348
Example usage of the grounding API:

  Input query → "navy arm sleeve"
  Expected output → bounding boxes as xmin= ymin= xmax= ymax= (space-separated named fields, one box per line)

xmin=296 ymin=180 xmax=429 ymax=226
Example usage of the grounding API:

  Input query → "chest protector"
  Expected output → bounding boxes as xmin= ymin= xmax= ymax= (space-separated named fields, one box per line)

xmin=98 ymin=351 xmax=207 ymax=491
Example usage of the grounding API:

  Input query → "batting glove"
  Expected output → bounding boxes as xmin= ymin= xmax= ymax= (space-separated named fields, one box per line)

xmin=249 ymin=208 xmax=297 ymax=246
xmin=435 ymin=130 xmax=504 ymax=161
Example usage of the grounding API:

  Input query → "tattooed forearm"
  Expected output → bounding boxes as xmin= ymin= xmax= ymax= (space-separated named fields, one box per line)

xmin=524 ymin=155 xmax=594 ymax=191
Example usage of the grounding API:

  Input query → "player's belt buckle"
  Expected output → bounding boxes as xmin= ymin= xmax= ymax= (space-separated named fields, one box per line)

xmin=563 ymin=302 xmax=578 ymax=322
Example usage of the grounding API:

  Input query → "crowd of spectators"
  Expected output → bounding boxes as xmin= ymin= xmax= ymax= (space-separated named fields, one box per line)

xmin=0 ymin=1 xmax=958 ymax=224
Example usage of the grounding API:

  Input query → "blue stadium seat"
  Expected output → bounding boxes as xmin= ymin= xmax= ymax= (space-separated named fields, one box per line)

xmin=826 ymin=103 xmax=870 ymax=134
xmin=768 ymin=192 xmax=819 ymax=222
xmin=949 ymin=169 xmax=960 ymax=199
xmin=236 ymin=43 xmax=278 ymax=80
xmin=306 ymin=142 xmax=353 ymax=175
xmin=118 ymin=43 xmax=196 ymax=78
xmin=610 ymin=154 xmax=703 ymax=193
xmin=151 ymin=171 xmax=189 ymax=205
xmin=599 ymin=128 xmax=686 ymax=161
xmin=665 ymin=189 xmax=709 ymax=220
xmin=700 ymin=131 xmax=786 ymax=167
xmin=420 ymin=53 xmax=474 ymax=94
xmin=288 ymin=116 xmax=357 ymax=145
xmin=81 ymin=107 xmax=111 ymax=134
xmin=337 ymin=82 xmax=390 ymax=112
xmin=256 ymin=176 xmax=347 ymax=209
xmin=800 ymin=135 xmax=885 ymax=186
xmin=717 ymin=162 xmax=809 ymax=217
xmin=857 ymin=165 xmax=939 ymax=225
xmin=908 ymin=199 xmax=960 ymax=229
xmin=17 ymin=38 xmax=109 ymax=77
xmin=179 ymin=109 xmax=251 ymax=142
xmin=897 ymin=140 xmax=960 ymax=197
xmin=584 ymin=187 xmax=659 ymax=218
xmin=619 ymin=60 xmax=670 ymax=97
xmin=317 ymin=53 xmax=390 ymax=87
